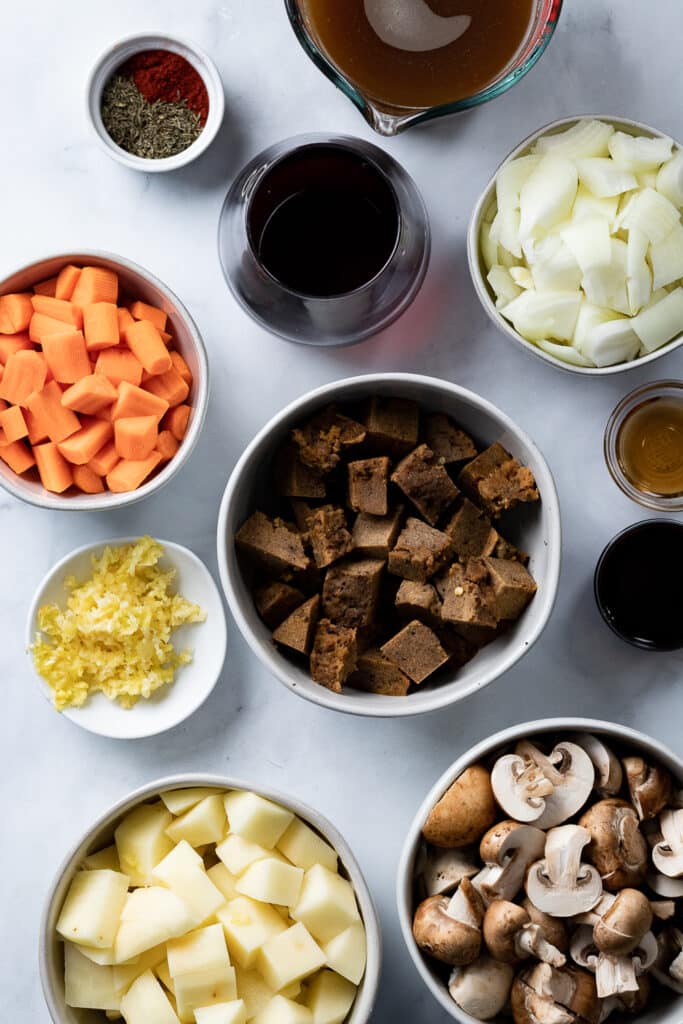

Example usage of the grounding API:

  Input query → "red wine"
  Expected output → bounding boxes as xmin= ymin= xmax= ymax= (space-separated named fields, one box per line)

xmin=248 ymin=144 xmax=400 ymax=297
xmin=595 ymin=521 xmax=683 ymax=650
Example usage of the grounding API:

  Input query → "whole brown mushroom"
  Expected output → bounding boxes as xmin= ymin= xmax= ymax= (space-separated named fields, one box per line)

xmin=412 ymin=878 xmax=484 ymax=967
xmin=578 ymin=799 xmax=648 ymax=891
xmin=483 ymin=899 xmax=566 ymax=967
xmin=593 ymin=888 xmax=653 ymax=956
xmin=422 ymin=765 xmax=497 ymax=848
xmin=522 ymin=899 xmax=569 ymax=954
xmin=622 ymin=756 xmax=672 ymax=821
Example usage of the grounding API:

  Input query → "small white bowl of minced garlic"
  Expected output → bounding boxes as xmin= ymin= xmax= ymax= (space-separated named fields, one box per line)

xmin=25 ymin=535 xmax=227 ymax=739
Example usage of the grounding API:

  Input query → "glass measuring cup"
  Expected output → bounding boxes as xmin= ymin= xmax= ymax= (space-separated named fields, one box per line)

xmin=284 ymin=0 xmax=563 ymax=136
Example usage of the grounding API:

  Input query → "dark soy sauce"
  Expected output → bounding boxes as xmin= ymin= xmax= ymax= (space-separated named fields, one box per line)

xmin=595 ymin=521 xmax=683 ymax=650
xmin=248 ymin=144 xmax=400 ymax=297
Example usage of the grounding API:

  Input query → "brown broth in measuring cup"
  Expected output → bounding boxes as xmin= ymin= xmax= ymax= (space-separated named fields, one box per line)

xmin=300 ymin=0 xmax=534 ymax=109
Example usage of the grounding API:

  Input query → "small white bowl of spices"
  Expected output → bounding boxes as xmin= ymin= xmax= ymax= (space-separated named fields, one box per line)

xmin=86 ymin=33 xmax=225 ymax=172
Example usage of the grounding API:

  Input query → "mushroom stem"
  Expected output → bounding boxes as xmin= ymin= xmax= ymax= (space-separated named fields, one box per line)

xmin=594 ymin=954 xmax=639 ymax=998
xmin=516 ymin=925 xmax=567 ymax=967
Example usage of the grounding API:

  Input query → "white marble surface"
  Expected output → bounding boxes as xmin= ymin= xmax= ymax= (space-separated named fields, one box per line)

xmin=1 ymin=1 xmax=682 ymax=1019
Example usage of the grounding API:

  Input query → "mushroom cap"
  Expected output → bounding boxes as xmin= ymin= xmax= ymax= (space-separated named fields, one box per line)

xmin=449 ymin=955 xmax=515 ymax=1021
xmin=578 ymin=799 xmax=648 ymax=891
xmin=593 ymin=888 xmax=653 ymax=956
xmin=646 ymin=870 xmax=683 ymax=898
xmin=524 ymin=963 xmax=600 ymax=1024
xmin=574 ymin=733 xmax=623 ymax=797
xmin=475 ymin=821 xmax=546 ymax=904
xmin=652 ymin=808 xmax=683 ymax=878
xmin=510 ymin=977 xmax=575 ymax=1024
xmin=623 ymin=756 xmax=672 ymax=821
xmin=522 ymin=899 xmax=569 ymax=953
xmin=529 ymin=742 xmax=595 ymax=830
xmin=526 ymin=826 xmax=603 ymax=918
xmin=412 ymin=894 xmax=481 ymax=966
xmin=419 ymin=843 xmax=480 ymax=897
xmin=423 ymin=764 xmax=497 ymax=848
xmin=483 ymin=899 xmax=530 ymax=964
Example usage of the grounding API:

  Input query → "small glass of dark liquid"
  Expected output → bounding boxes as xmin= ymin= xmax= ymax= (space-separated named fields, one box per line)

xmin=218 ymin=135 xmax=430 ymax=346
xmin=594 ymin=521 xmax=683 ymax=651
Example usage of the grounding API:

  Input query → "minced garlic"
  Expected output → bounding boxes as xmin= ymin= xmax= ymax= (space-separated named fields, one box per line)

xmin=32 ymin=536 xmax=206 ymax=711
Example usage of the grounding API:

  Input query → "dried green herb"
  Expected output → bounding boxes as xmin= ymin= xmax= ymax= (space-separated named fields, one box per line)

xmin=101 ymin=75 xmax=203 ymax=159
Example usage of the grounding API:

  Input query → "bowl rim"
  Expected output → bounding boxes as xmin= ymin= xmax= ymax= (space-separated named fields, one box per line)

xmin=467 ymin=113 xmax=683 ymax=376
xmin=24 ymin=536 xmax=228 ymax=739
xmin=395 ymin=715 xmax=683 ymax=1023
xmin=39 ymin=773 xmax=382 ymax=1024
xmin=0 ymin=249 xmax=209 ymax=511
xmin=216 ymin=372 xmax=562 ymax=719
xmin=85 ymin=31 xmax=225 ymax=172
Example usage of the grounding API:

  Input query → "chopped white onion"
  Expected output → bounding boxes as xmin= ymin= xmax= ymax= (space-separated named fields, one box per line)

xmin=519 ymin=157 xmax=578 ymax=240
xmin=480 ymin=220 xmax=499 ymax=272
xmin=608 ymin=131 xmax=673 ymax=172
xmin=533 ymin=118 xmax=614 ymax=159
xmin=622 ymin=187 xmax=680 ymax=243
xmin=576 ymin=158 xmax=638 ymax=198
xmin=632 ymin=287 xmax=683 ymax=352
xmin=561 ymin=217 xmax=611 ymax=272
xmin=509 ymin=266 xmax=535 ymax=290
xmin=500 ymin=290 xmax=581 ymax=342
xmin=487 ymin=266 xmax=522 ymax=307
xmin=656 ymin=151 xmax=683 ymax=208
xmin=650 ymin=224 xmax=683 ymax=290
xmin=626 ymin=228 xmax=652 ymax=313
xmin=536 ymin=338 xmax=596 ymax=367
xmin=579 ymin=318 xmax=640 ymax=366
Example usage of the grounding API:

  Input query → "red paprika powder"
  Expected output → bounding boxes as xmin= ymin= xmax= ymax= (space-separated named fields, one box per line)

xmin=120 ymin=49 xmax=209 ymax=125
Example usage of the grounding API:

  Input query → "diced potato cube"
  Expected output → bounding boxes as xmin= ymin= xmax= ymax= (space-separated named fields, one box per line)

xmin=208 ymin=862 xmax=240 ymax=902
xmin=236 ymin=859 xmax=304 ymax=908
xmin=57 ymin=869 xmax=130 ymax=949
xmin=115 ymin=801 xmax=174 ymax=885
xmin=64 ymin=943 xmax=120 ymax=1011
xmin=153 ymin=840 xmax=224 ymax=925
xmin=224 ymin=792 xmax=293 ymax=849
xmin=322 ymin=923 xmax=366 ymax=985
xmin=305 ymin=970 xmax=356 ymax=1024
xmin=174 ymin=965 xmax=237 ymax=1023
xmin=114 ymin=887 xmax=193 ymax=964
xmin=156 ymin=959 xmax=175 ymax=995
xmin=217 ymin=896 xmax=286 ymax=968
xmin=257 ymin=923 xmax=326 ymax=992
xmin=195 ymin=1000 xmax=248 ymax=1024
xmin=113 ymin=944 xmax=166 ymax=995
xmin=119 ymin=969 xmax=179 ymax=1024
xmin=161 ymin=788 xmax=223 ymax=816
xmin=277 ymin=819 xmax=337 ymax=874
xmin=233 ymin=966 xmax=275 ymax=1019
xmin=291 ymin=867 xmax=360 ymax=945
xmin=165 ymin=796 xmax=227 ymax=847
xmin=83 ymin=845 xmax=121 ymax=872
xmin=216 ymin=835 xmax=272 ymax=877
xmin=253 ymin=994 xmax=312 ymax=1024
xmin=168 ymin=924 xmax=232 ymax=978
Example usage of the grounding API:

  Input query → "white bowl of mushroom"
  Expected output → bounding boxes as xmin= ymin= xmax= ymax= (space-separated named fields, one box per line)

xmin=396 ymin=718 xmax=683 ymax=1024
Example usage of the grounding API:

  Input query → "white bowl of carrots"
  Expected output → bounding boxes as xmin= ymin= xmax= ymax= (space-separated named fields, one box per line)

xmin=0 ymin=251 xmax=208 ymax=510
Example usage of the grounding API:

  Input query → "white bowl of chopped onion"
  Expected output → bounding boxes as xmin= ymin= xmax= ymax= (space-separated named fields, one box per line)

xmin=25 ymin=536 xmax=227 ymax=739
xmin=468 ymin=115 xmax=683 ymax=374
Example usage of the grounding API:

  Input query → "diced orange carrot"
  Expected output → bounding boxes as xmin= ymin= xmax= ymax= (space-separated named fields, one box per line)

xmin=0 ymin=405 xmax=28 ymax=443
xmin=169 ymin=350 xmax=193 ymax=386
xmin=70 ymin=266 xmax=118 ymax=307
xmin=57 ymin=417 xmax=113 ymax=465
xmin=24 ymin=406 xmax=48 ymax=445
xmin=33 ymin=276 xmax=58 ymax=297
xmin=129 ymin=300 xmax=167 ymax=332
xmin=0 ymin=350 xmax=48 ymax=406
xmin=114 ymin=415 xmax=158 ymax=461
xmin=124 ymin=320 xmax=172 ymax=375
xmin=26 ymin=381 xmax=80 ymax=442
xmin=0 ymin=333 xmax=32 ymax=365
xmin=61 ymin=374 xmax=118 ymax=415
xmin=117 ymin=307 xmax=134 ymax=334
xmin=0 ymin=293 xmax=33 ymax=334
xmin=41 ymin=329 xmax=91 ymax=384
xmin=94 ymin=347 xmax=143 ymax=387
xmin=34 ymin=442 xmax=73 ymax=493
xmin=111 ymin=381 xmax=168 ymax=422
xmin=143 ymin=366 xmax=189 ymax=407
xmin=30 ymin=295 xmax=83 ymax=329
xmin=55 ymin=265 xmax=81 ymax=301
xmin=83 ymin=302 xmax=119 ymax=352
xmin=106 ymin=451 xmax=162 ymax=493
xmin=156 ymin=429 xmax=179 ymax=461
xmin=0 ymin=439 xmax=35 ymax=474
xmin=72 ymin=464 xmax=105 ymax=494
xmin=88 ymin=440 xmax=119 ymax=476
xmin=30 ymin=312 xmax=80 ymax=344
xmin=160 ymin=330 xmax=172 ymax=345
xmin=163 ymin=403 xmax=190 ymax=442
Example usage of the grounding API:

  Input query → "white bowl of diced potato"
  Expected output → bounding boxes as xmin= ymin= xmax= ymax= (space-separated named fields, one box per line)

xmin=468 ymin=115 xmax=683 ymax=374
xmin=40 ymin=777 xmax=381 ymax=1024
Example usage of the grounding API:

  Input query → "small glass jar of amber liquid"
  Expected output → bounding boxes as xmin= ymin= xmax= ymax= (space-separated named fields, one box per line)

xmin=604 ymin=381 xmax=683 ymax=511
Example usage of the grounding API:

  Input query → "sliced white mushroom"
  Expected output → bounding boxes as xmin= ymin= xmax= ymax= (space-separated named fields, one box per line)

xmin=652 ymin=808 xmax=683 ymax=878
xmin=491 ymin=753 xmax=554 ymax=822
xmin=651 ymin=927 xmax=683 ymax=994
xmin=646 ymin=870 xmax=683 ymax=898
xmin=574 ymin=733 xmax=623 ymax=797
xmin=650 ymin=899 xmax=676 ymax=921
xmin=514 ymin=741 xmax=595 ymax=829
xmin=472 ymin=821 xmax=545 ymax=906
xmin=418 ymin=844 xmax=480 ymax=897
xmin=520 ymin=962 xmax=600 ymax=1023
xmin=448 ymin=955 xmax=514 ymax=1020
xmin=526 ymin=826 xmax=603 ymax=917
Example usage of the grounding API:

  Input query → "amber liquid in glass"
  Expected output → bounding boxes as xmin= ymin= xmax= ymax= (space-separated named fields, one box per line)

xmin=301 ymin=0 xmax=534 ymax=109
xmin=617 ymin=397 xmax=683 ymax=498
